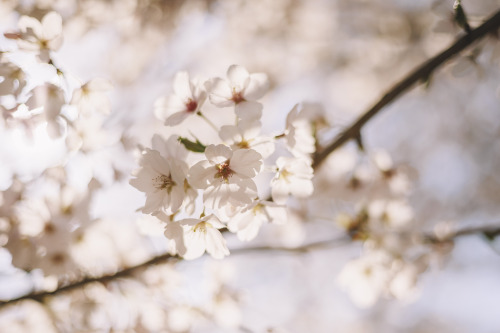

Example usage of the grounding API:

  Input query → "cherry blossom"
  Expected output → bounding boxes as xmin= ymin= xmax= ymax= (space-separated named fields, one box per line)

xmin=227 ymin=200 xmax=287 ymax=241
xmin=154 ymin=71 xmax=207 ymax=126
xmin=207 ymin=65 xmax=269 ymax=107
xmin=13 ymin=11 xmax=63 ymax=62
xmin=271 ymin=156 xmax=314 ymax=204
xmin=129 ymin=148 xmax=186 ymax=214
xmin=170 ymin=214 xmax=230 ymax=260
xmin=218 ymin=119 xmax=275 ymax=158
xmin=71 ymin=78 xmax=113 ymax=115
xmin=188 ymin=144 xmax=262 ymax=209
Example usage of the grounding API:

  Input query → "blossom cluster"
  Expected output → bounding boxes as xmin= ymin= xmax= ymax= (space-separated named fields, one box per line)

xmin=0 ymin=12 xmax=120 ymax=277
xmin=130 ymin=65 xmax=318 ymax=259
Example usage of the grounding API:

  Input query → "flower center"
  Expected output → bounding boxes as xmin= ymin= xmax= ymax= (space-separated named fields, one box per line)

xmin=153 ymin=174 xmax=175 ymax=191
xmin=185 ymin=98 xmax=198 ymax=112
xmin=231 ymin=90 xmax=245 ymax=104
xmin=215 ymin=161 xmax=234 ymax=183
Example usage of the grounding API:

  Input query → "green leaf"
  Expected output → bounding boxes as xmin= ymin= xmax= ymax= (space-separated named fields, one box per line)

xmin=453 ymin=0 xmax=471 ymax=33
xmin=178 ymin=137 xmax=206 ymax=153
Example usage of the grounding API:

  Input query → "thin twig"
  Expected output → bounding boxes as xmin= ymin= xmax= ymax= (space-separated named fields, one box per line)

xmin=312 ymin=9 xmax=500 ymax=169
xmin=2 ymin=225 xmax=500 ymax=307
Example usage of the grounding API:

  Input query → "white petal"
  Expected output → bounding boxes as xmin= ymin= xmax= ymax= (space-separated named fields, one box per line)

xmin=227 ymin=65 xmax=250 ymax=91
xmin=187 ymin=161 xmax=214 ymax=189
xmin=205 ymin=227 xmax=229 ymax=259
xmin=208 ymin=78 xmax=233 ymax=107
xmin=230 ymin=149 xmax=262 ymax=178
xmin=165 ymin=111 xmax=190 ymax=126
xmin=271 ymin=179 xmax=289 ymax=205
xmin=173 ymin=71 xmax=192 ymax=100
xmin=41 ymin=12 xmax=62 ymax=41
xmin=219 ymin=125 xmax=241 ymax=143
xmin=244 ymin=73 xmax=269 ymax=100
xmin=205 ymin=144 xmax=232 ymax=164
xmin=18 ymin=16 xmax=43 ymax=36
xmin=235 ymin=101 xmax=262 ymax=122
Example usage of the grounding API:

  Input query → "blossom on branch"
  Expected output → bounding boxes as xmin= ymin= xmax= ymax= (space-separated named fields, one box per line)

xmin=188 ymin=144 xmax=262 ymax=209
xmin=154 ymin=71 xmax=207 ymax=126
xmin=208 ymin=65 xmax=269 ymax=107
xmin=129 ymin=148 xmax=186 ymax=214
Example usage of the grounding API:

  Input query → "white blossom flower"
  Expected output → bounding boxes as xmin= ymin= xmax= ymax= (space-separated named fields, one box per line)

xmin=285 ymin=103 xmax=319 ymax=160
xmin=129 ymin=148 xmax=186 ymax=214
xmin=227 ymin=200 xmax=287 ymax=241
xmin=219 ymin=119 xmax=275 ymax=158
xmin=15 ymin=12 xmax=63 ymax=62
xmin=154 ymin=71 xmax=207 ymax=126
xmin=0 ymin=62 xmax=26 ymax=97
xmin=271 ymin=156 xmax=314 ymax=204
xmin=71 ymin=78 xmax=113 ymax=115
xmin=26 ymin=83 xmax=66 ymax=137
xmin=208 ymin=64 xmax=269 ymax=107
xmin=151 ymin=134 xmax=198 ymax=214
xmin=188 ymin=144 xmax=262 ymax=209
xmin=337 ymin=251 xmax=391 ymax=308
xmin=168 ymin=214 xmax=229 ymax=260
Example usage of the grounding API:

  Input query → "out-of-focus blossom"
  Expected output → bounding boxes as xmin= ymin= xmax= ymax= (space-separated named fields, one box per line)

xmin=10 ymin=12 xmax=63 ymax=62
xmin=271 ymin=156 xmax=314 ymax=204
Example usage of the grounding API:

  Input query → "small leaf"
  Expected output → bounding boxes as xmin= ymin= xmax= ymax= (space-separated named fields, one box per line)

xmin=354 ymin=133 xmax=364 ymax=152
xmin=178 ymin=137 xmax=206 ymax=153
xmin=453 ymin=0 xmax=471 ymax=33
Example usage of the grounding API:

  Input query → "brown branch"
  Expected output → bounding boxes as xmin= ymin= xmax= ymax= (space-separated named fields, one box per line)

xmin=2 ymin=224 xmax=500 ymax=307
xmin=312 ymin=9 xmax=500 ymax=169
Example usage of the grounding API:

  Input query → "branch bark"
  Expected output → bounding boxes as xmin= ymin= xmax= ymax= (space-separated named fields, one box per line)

xmin=1 ymin=224 xmax=499 ymax=307
xmin=312 ymin=9 xmax=500 ymax=169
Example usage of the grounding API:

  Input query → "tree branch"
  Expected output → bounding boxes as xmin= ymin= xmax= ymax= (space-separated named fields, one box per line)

xmin=312 ymin=9 xmax=500 ymax=169
xmin=2 ymin=224 xmax=499 ymax=307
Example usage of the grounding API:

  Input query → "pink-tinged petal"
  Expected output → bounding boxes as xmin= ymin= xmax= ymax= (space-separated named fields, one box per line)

xmin=205 ymin=227 xmax=229 ymax=259
xmin=173 ymin=71 xmax=192 ymax=100
xmin=244 ymin=73 xmax=269 ymax=100
xmin=208 ymin=78 xmax=233 ymax=107
xmin=235 ymin=101 xmax=262 ymax=122
xmin=230 ymin=149 xmax=262 ymax=178
xmin=227 ymin=65 xmax=250 ymax=91
xmin=41 ymin=12 xmax=62 ymax=40
xmin=205 ymin=144 xmax=232 ymax=164
xmin=165 ymin=111 xmax=190 ymax=126
xmin=187 ymin=160 xmax=214 ymax=189
xmin=219 ymin=125 xmax=241 ymax=143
